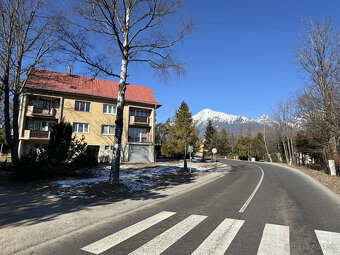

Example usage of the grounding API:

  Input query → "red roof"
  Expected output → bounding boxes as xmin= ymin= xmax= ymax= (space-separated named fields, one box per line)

xmin=25 ymin=69 xmax=161 ymax=107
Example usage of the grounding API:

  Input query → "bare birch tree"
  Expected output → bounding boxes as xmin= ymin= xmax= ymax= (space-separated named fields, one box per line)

xmin=0 ymin=0 xmax=60 ymax=165
xmin=294 ymin=19 xmax=340 ymax=161
xmin=262 ymin=124 xmax=272 ymax=162
xmin=61 ymin=0 xmax=192 ymax=184
xmin=272 ymin=96 xmax=298 ymax=165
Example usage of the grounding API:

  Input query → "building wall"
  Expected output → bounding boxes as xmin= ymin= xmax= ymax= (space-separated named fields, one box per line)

xmin=62 ymin=95 xmax=122 ymax=147
xmin=19 ymin=91 xmax=157 ymax=163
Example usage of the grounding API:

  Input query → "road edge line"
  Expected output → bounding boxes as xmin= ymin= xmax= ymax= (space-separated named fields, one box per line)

xmin=239 ymin=164 xmax=264 ymax=213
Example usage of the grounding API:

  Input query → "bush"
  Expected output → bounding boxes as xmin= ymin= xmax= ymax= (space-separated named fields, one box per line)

xmin=14 ymin=122 xmax=97 ymax=181
xmin=48 ymin=121 xmax=73 ymax=163
xmin=67 ymin=135 xmax=97 ymax=168
xmin=271 ymin=153 xmax=278 ymax=163
xmin=15 ymin=149 xmax=50 ymax=181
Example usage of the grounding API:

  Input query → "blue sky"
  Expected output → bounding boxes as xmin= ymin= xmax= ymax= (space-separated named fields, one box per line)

xmin=55 ymin=0 xmax=340 ymax=123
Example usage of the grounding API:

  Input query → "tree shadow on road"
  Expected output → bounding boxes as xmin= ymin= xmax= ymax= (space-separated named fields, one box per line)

xmin=0 ymin=169 xmax=196 ymax=228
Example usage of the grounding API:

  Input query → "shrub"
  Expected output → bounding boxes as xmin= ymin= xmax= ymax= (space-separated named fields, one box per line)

xmin=48 ymin=121 xmax=73 ymax=163
xmin=15 ymin=149 xmax=50 ymax=181
xmin=15 ymin=122 xmax=97 ymax=181
xmin=67 ymin=135 xmax=97 ymax=168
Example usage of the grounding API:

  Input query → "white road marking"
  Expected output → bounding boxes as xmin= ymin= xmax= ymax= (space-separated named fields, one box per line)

xmin=315 ymin=229 xmax=340 ymax=255
xmin=129 ymin=214 xmax=207 ymax=255
xmin=239 ymin=164 xmax=264 ymax=213
xmin=257 ymin=223 xmax=290 ymax=255
xmin=81 ymin=211 xmax=176 ymax=254
xmin=192 ymin=218 xmax=244 ymax=255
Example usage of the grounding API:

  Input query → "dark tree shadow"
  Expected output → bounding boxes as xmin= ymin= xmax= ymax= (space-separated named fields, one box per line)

xmin=0 ymin=168 xmax=197 ymax=228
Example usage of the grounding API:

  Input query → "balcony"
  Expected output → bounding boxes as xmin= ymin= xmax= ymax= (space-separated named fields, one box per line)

xmin=26 ymin=105 xmax=58 ymax=118
xmin=22 ymin=130 xmax=50 ymax=140
xmin=129 ymin=116 xmax=150 ymax=126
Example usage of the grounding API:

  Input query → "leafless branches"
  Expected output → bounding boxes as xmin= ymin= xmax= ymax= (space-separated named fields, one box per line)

xmin=60 ymin=0 xmax=192 ymax=183
xmin=271 ymin=96 xmax=299 ymax=165
xmin=61 ymin=0 xmax=192 ymax=81
xmin=0 ymin=0 xmax=62 ymax=163
xmin=294 ymin=19 xmax=340 ymax=157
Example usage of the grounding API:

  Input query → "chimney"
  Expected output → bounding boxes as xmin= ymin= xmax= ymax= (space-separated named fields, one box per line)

xmin=66 ymin=66 xmax=71 ymax=76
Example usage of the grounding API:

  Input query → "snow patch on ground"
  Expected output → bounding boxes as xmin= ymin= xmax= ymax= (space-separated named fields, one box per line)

xmin=52 ymin=163 xmax=215 ymax=198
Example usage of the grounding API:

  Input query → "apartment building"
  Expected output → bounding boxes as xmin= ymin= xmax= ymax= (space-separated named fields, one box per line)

xmin=18 ymin=68 xmax=161 ymax=163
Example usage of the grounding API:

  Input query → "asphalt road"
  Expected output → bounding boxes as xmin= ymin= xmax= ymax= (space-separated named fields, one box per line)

xmin=21 ymin=160 xmax=340 ymax=255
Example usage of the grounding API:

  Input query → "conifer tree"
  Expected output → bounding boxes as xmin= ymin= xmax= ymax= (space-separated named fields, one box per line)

xmin=167 ymin=101 xmax=198 ymax=169
xmin=251 ymin=133 xmax=265 ymax=160
xmin=236 ymin=136 xmax=252 ymax=160
xmin=218 ymin=129 xmax=232 ymax=155
xmin=204 ymin=120 xmax=216 ymax=154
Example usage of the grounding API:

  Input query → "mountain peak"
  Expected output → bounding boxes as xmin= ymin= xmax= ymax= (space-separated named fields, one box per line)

xmin=192 ymin=109 xmax=273 ymax=139
xmin=256 ymin=114 xmax=271 ymax=123
xmin=193 ymin=109 xmax=248 ymax=124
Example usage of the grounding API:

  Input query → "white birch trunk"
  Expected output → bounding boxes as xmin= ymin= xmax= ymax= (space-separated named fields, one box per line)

xmin=263 ymin=125 xmax=272 ymax=162
xmin=282 ymin=139 xmax=290 ymax=165
xmin=287 ymin=138 xmax=293 ymax=165
xmin=109 ymin=5 xmax=131 ymax=184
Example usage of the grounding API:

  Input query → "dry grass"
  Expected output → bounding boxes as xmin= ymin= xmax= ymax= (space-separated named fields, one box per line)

xmin=287 ymin=164 xmax=340 ymax=195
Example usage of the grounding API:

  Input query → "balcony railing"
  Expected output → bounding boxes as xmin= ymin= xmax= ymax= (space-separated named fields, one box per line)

xmin=22 ymin=130 xmax=50 ymax=140
xmin=26 ymin=105 xmax=57 ymax=118
xmin=129 ymin=116 xmax=150 ymax=126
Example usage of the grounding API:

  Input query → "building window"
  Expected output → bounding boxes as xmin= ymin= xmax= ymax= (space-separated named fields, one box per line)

xmin=75 ymin=101 xmax=90 ymax=112
xmin=73 ymin=122 xmax=89 ymax=133
xmin=32 ymin=98 xmax=58 ymax=109
xmin=128 ymin=127 xmax=149 ymax=143
xmin=101 ymin=125 xmax=115 ymax=135
xmin=129 ymin=109 xmax=149 ymax=117
xmin=104 ymin=146 xmax=113 ymax=150
xmin=103 ymin=104 xmax=116 ymax=114
xmin=28 ymin=120 xmax=56 ymax=131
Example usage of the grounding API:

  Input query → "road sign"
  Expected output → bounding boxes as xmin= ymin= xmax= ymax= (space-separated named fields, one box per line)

xmin=212 ymin=148 xmax=217 ymax=154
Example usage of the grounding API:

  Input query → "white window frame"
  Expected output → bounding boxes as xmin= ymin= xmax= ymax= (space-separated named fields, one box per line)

xmin=101 ymin=124 xmax=115 ymax=135
xmin=73 ymin=122 xmax=89 ymax=133
xmin=103 ymin=104 xmax=116 ymax=114
xmin=28 ymin=120 xmax=56 ymax=131
xmin=128 ymin=127 xmax=148 ymax=143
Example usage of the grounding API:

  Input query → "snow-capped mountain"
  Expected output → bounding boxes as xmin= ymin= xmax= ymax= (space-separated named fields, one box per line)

xmin=193 ymin=109 xmax=273 ymax=139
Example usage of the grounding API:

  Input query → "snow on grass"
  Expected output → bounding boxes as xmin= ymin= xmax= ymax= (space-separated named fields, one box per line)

xmin=52 ymin=163 xmax=214 ymax=197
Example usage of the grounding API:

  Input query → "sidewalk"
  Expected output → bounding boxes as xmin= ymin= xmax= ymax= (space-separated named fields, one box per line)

xmin=0 ymin=163 xmax=230 ymax=255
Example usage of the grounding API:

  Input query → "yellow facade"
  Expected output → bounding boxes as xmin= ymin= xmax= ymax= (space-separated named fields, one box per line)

xmin=18 ymin=91 xmax=157 ymax=162
xmin=62 ymin=95 xmax=120 ymax=146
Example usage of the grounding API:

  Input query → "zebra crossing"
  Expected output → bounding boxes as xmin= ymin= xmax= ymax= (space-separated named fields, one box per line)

xmin=81 ymin=211 xmax=340 ymax=255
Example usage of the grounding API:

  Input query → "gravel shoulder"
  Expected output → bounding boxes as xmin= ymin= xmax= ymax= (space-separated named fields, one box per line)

xmin=0 ymin=162 xmax=230 ymax=255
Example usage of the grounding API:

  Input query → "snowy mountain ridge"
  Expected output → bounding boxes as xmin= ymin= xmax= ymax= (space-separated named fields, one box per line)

xmin=193 ymin=109 xmax=271 ymax=125
xmin=192 ymin=109 xmax=273 ymax=139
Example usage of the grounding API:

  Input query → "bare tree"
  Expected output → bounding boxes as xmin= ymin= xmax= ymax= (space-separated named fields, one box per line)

xmin=272 ymin=96 xmax=298 ymax=165
xmin=294 ymin=19 xmax=340 ymax=161
xmin=262 ymin=124 xmax=272 ymax=162
xmin=0 ymin=0 xmax=60 ymax=164
xmin=61 ymin=0 xmax=192 ymax=184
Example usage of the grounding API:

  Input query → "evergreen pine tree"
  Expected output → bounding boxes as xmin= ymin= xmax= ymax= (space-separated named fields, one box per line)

xmin=204 ymin=120 xmax=216 ymax=154
xmin=218 ymin=129 xmax=231 ymax=156
xmin=251 ymin=132 xmax=265 ymax=160
xmin=164 ymin=101 xmax=198 ymax=169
